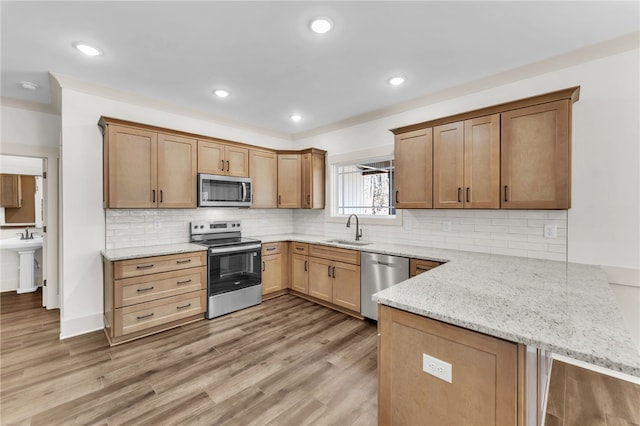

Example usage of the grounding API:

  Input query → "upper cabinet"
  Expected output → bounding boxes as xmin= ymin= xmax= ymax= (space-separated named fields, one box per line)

xmin=301 ymin=150 xmax=325 ymax=209
xmin=277 ymin=149 xmax=326 ymax=209
xmin=433 ymin=114 xmax=500 ymax=209
xmin=277 ymin=154 xmax=301 ymax=208
xmin=392 ymin=86 xmax=579 ymax=210
xmin=501 ymin=100 xmax=570 ymax=209
xmin=100 ymin=120 xmax=197 ymax=209
xmin=394 ymin=128 xmax=433 ymax=209
xmin=249 ymin=149 xmax=278 ymax=209
xmin=0 ymin=174 xmax=22 ymax=208
xmin=198 ymin=140 xmax=249 ymax=177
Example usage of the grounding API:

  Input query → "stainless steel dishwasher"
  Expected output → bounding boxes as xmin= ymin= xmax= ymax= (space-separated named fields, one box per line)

xmin=361 ymin=252 xmax=409 ymax=320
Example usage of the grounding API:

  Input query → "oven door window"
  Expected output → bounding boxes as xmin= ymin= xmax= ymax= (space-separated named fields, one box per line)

xmin=209 ymin=249 xmax=261 ymax=295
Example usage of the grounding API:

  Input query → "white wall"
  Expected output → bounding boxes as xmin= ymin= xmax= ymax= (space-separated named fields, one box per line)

xmin=57 ymin=88 xmax=295 ymax=338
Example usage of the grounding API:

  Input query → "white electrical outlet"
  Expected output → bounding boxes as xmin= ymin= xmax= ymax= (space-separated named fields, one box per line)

xmin=442 ymin=221 xmax=452 ymax=232
xmin=543 ymin=224 xmax=557 ymax=239
xmin=423 ymin=353 xmax=452 ymax=383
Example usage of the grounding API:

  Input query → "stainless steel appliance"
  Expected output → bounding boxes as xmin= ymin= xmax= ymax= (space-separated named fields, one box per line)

xmin=198 ymin=174 xmax=252 ymax=207
xmin=190 ymin=220 xmax=262 ymax=319
xmin=361 ymin=252 xmax=409 ymax=320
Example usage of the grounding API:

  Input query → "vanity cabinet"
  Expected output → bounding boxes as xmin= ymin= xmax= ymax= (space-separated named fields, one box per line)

xmin=308 ymin=244 xmax=361 ymax=313
xmin=103 ymin=251 xmax=207 ymax=345
xmin=100 ymin=120 xmax=197 ymax=209
xmin=378 ymin=305 xmax=523 ymax=425
xmin=0 ymin=174 xmax=21 ymax=208
xmin=433 ymin=114 xmax=500 ymax=209
xmin=290 ymin=242 xmax=309 ymax=294
xmin=249 ymin=149 xmax=278 ymax=208
xmin=198 ymin=140 xmax=249 ymax=177
xmin=394 ymin=128 xmax=433 ymax=209
xmin=262 ymin=242 xmax=288 ymax=298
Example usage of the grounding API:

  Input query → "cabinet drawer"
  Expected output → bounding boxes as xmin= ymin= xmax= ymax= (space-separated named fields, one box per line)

xmin=113 ymin=290 xmax=205 ymax=337
xmin=290 ymin=241 xmax=309 ymax=255
xmin=410 ymin=258 xmax=442 ymax=277
xmin=309 ymin=244 xmax=360 ymax=265
xmin=114 ymin=266 xmax=206 ymax=308
xmin=114 ymin=251 xmax=206 ymax=279
xmin=262 ymin=242 xmax=281 ymax=256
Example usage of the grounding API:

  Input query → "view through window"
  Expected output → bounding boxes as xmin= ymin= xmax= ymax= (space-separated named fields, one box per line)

xmin=334 ymin=157 xmax=395 ymax=216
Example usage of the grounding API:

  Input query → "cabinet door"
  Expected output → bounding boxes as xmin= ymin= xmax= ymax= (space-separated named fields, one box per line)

xmin=107 ymin=125 xmax=158 ymax=208
xmin=290 ymin=253 xmax=309 ymax=294
xmin=0 ymin=174 xmax=21 ymax=208
xmin=157 ymin=133 xmax=197 ymax=208
xmin=249 ymin=149 xmax=278 ymax=208
xmin=277 ymin=154 xmax=301 ymax=208
xmin=308 ymin=257 xmax=332 ymax=302
xmin=433 ymin=122 xmax=464 ymax=209
xmin=501 ymin=100 xmax=570 ymax=209
xmin=332 ymin=261 xmax=360 ymax=312
xmin=262 ymin=254 xmax=283 ymax=295
xmin=394 ymin=128 xmax=433 ymax=208
xmin=225 ymin=145 xmax=249 ymax=177
xmin=464 ymin=114 xmax=500 ymax=208
xmin=301 ymin=152 xmax=325 ymax=209
xmin=198 ymin=140 xmax=225 ymax=175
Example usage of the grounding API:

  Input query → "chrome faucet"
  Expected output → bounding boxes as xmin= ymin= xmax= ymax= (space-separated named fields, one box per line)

xmin=20 ymin=228 xmax=33 ymax=240
xmin=346 ymin=214 xmax=363 ymax=241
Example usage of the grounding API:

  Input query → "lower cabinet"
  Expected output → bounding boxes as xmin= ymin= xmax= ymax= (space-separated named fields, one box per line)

xmin=308 ymin=244 xmax=361 ymax=314
xmin=103 ymin=251 xmax=207 ymax=345
xmin=410 ymin=258 xmax=443 ymax=277
xmin=290 ymin=242 xmax=309 ymax=294
xmin=262 ymin=242 xmax=288 ymax=297
xmin=378 ymin=305 xmax=523 ymax=425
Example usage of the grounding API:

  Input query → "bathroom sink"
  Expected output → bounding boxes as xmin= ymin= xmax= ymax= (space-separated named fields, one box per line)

xmin=0 ymin=236 xmax=43 ymax=252
xmin=325 ymin=239 xmax=372 ymax=246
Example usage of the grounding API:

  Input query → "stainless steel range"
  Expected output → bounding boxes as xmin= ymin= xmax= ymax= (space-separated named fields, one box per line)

xmin=190 ymin=221 xmax=262 ymax=319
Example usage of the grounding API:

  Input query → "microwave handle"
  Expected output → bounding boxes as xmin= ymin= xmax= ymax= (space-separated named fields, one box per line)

xmin=241 ymin=182 xmax=247 ymax=202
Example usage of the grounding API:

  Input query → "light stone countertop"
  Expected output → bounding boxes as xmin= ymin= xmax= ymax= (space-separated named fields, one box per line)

xmin=100 ymin=234 xmax=639 ymax=376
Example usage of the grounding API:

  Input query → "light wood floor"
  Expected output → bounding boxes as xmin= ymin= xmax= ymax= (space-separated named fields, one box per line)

xmin=2 ymin=290 xmax=639 ymax=426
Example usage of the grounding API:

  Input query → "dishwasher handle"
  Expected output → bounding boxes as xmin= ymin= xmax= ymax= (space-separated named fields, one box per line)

xmin=376 ymin=261 xmax=392 ymax=266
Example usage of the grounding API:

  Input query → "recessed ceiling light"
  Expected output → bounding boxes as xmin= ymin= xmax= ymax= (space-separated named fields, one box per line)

xmin=309 ymin=17 xmax=333 ymax=34
xmin=290 ymin=114 xmax=302 ymax=122
xmin=213 ymin=89 xmax=230 ymax=98
xmin=73 ymin=42 xmax=103 ymax=56
xmin=388 ymin=76 xmax=407 ymax=86
xmin=19 ymin=81 xmax=38 ymax=91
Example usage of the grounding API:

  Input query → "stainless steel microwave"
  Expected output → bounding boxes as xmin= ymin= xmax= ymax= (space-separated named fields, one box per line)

xmin=198 ymin=174 xmax=252 ymax=207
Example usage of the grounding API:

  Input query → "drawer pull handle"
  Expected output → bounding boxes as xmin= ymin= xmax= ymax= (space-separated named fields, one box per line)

xmin=176 ymin=259 xmax=192 ymax=264
xmin=136 ymin=264 xmax=154 ymax=270
xmin=177 ymin=279 xmax=192 ymax=285
xmin=177 ymin=303 xmax=192 ymax=310
xmin=416 ymin=266 xmax=432 ymax=272
xmin=296 ymin=247 xmax=304 ymax=251
xmin=136 ymin=312 xmax=154 ymax=320
xmin=266 ymin=247 xmax=277 ymax=251
xmin=136 ymin=286 xmax=155 ymax=292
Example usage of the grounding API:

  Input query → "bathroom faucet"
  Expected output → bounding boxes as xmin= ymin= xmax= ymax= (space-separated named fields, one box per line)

xmin=21 ymin=228 xmax=33 ymax=240
xmin=346 ymin=214 xmax=363 ymax=241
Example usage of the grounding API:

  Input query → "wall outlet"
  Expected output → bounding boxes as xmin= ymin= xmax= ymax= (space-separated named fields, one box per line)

xmin=543 ymin=224 xmax=557 ymax=239
xmin=423 ymin=353 xmax=452 ymax=383
xmin=442 ymin=221 xmax=452 ymax=232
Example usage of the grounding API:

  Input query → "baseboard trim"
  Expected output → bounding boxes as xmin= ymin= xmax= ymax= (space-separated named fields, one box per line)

xmin=60 ymin=313 xmax=104 ymax=339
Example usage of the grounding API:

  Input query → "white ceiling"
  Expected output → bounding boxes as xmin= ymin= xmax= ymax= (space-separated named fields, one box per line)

xmin=2 ymin=1 xmax=638 ymax=138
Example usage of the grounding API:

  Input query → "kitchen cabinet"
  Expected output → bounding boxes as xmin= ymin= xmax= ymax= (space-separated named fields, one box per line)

xmin=308 ymin=244 xmax=361 ymax=313
xmin=378 ymin=305 xmax=523 ymax=425
xmin=101 ymin=121 xmax=197 ymax=209
xmin=102 ymin=251 xmax=207 ymax=345
xmin=433 ymin=114 xmax=500 ymax=209
xmin=394 ymin=128 xmax=433 ymax=209
xmin=301 ymin=150 xmax=325 ymax=209
xmin=0 ymin=174 xmax=22 ymax=208
xmin=277 ymin=154 xmax=301 ymax=208
xmin=410 ymin=258 xmax=442 ymax=277
xmin=198 ymin=140 xmax=249 ymax=177
xmin=290 ymin=242 xmax=309 ymax=294
xmin=262 ymin=242 xmax=288 ymax=297
xmin=501 ymin=100 xmax=571 ymax=209
xmin=249 ymin=149 xmax=278 ymax=208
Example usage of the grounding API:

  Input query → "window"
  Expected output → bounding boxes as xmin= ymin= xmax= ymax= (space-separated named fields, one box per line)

xmin=334 ymin=156 xmax=396 ymax=217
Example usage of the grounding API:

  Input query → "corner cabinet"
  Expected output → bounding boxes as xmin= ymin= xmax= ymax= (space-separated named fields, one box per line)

xmin=301 ymin=150 xmax=325 ymax=209
xmin=100 ymin=118 xmax=197 ymax=209
xmin=277 ymin=149 xmax=326 ymax=209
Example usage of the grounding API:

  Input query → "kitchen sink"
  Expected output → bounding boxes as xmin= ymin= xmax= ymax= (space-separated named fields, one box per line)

xmin=325 ymin=239 xmax=372 ymax=246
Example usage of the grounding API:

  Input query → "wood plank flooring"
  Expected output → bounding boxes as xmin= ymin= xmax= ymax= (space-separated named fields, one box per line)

xmin=2 ymin=290 xmax=639 ymax=426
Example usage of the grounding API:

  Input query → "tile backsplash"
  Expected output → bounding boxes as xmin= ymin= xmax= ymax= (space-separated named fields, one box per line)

xmin=293 ymin=209 xmax=568 ymax=261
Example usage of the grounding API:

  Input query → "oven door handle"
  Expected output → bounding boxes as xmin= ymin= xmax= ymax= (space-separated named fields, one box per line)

xmin=209 ymin=244 xmax=262 ymax=255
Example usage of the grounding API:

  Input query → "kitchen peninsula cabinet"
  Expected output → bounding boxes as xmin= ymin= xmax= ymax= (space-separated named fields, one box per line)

xmin=0 ymin=174 xmax=21 ymax=208
xmin=100 ymin=119 xmax=197 ymax=209
xmin=394 ymin=128 xmax=433 ymax=209
xmin=249 ymin=149 xmax=278 ymax=208
xmin=308 ymin=244 xmax=361 ymax=314
xmin=103 ymin=251 xmax=207 ymax=345
xmin=433 ymin=114 xmax=500 ymax=209
xmin=198 ymin=140 xmax=249 ymax=177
